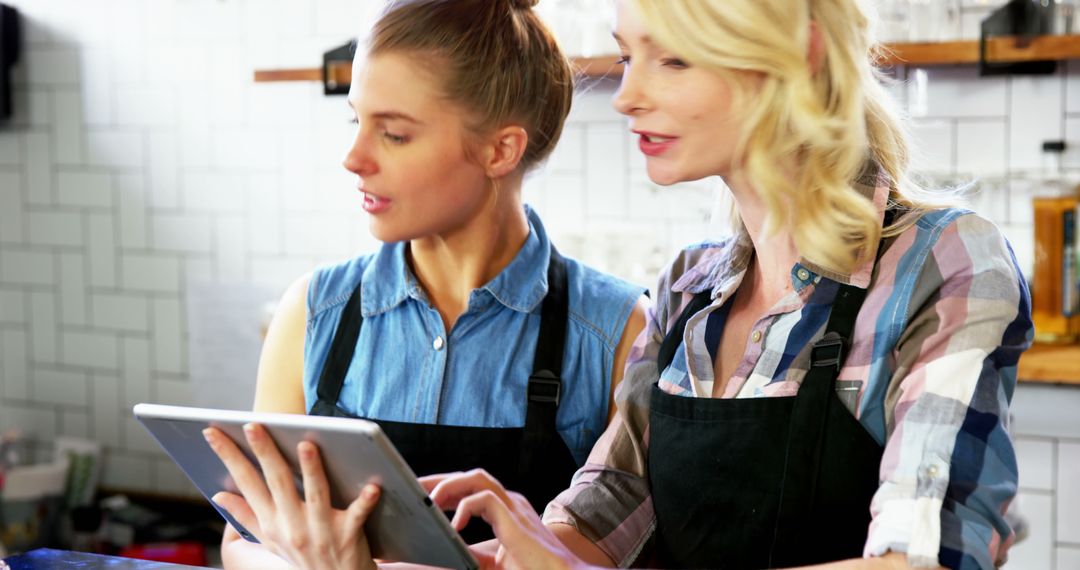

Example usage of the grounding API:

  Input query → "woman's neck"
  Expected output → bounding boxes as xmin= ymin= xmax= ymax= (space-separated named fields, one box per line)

xmin=407 ymin=182 xmax=530 ymax=331
xmin=725 ymin=170 xmax=800 ymax=305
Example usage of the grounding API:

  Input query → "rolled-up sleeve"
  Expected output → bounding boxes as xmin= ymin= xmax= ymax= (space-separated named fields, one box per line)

xmin=542 ymin=299 xmax=664 ymax=567
xmin=541 ymin=248 xmax=707 ymax=567
xmin=865 ymin=214 xmax=1033 ymax=569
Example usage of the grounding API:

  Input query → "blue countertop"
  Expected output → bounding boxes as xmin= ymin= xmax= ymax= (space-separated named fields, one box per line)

xmin=0 ymin=549 xmax=212 ymax=569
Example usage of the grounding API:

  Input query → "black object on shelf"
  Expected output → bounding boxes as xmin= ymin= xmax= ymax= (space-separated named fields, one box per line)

xmin=0 ymin=3 xmax=20 ymax=124
xmin=979 ymin=0 xmax=1058 ymax=76
xmin=1042 ymin=140 xmax=1067 ymax=153
xmin=322 ymin=39 xmax=356 ymax=96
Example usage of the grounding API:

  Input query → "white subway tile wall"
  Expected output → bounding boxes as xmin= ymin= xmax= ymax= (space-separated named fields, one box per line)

xmin=1009 ymin=492 xmax=1054 ymax=570
xmin=0 ymin=1 xmax=1078 ymax=565
xmin=1016 ymin=437 xmax=1055 ymax=492
xmin=1058 ymin=442 xmax=1080 ymax=545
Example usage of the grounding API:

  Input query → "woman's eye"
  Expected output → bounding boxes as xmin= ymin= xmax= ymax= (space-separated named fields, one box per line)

xmin=383 ymin=132 xmax=408 ymax=144
xmin=348 ymin=117 xmax=359 ymax=125
xmin=615 ymin=55 xmax=630 ymax=65
xmin=661 ymin=57 xmax=689 ymax=69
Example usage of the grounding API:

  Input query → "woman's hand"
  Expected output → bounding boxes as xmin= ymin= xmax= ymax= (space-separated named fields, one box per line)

xmin=421 ymin=470 xmax=595 ymax=570
xmin=204 ymin=424 xmax=380 ymax=570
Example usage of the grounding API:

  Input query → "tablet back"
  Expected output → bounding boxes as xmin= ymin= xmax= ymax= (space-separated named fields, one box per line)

xmin=133 ymin=403 xmax=478 ymax=570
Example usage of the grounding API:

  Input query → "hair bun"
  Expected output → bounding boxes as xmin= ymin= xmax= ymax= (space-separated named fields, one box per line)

xmin=511 ymin=0 xmax=539 ymax=9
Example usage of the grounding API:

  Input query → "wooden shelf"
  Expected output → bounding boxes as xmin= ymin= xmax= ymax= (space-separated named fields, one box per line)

xmin=571 ymin=35 xmax=1080 ymax=74
xmin=1017 ymin=343 xmax=1080 ymax=386
xmin=878 ymin=34 xmax=1080 ymax=66
xmin=254 ymin=35 xmax=1080 ymax=86
xmin=253 ymin=61 xmax=352 ymax=86
xmin=252 ymin=56 xmax=626 ymax=83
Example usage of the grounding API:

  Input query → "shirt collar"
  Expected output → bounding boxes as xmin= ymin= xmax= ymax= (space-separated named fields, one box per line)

xmin=480 ymin=205 xmax=550 ymax=313
xmin=800 ymin=161 xmax=888 ymax=289
xmin=360 ymin=241 xmax=418 ymax=318
xmin=359 ymin=205 xmax=551 ymax=317
xmin=671 ymin=162 xmax=889 ymax=297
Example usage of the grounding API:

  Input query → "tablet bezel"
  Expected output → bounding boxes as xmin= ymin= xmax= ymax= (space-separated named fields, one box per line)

xmin=133 ymin=403 xmax=479 ymax=570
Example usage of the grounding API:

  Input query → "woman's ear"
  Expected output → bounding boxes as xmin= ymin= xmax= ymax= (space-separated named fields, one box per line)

xmin=483 ymin=125 xmax=529 ymax=178
xmin=808 ymin=20 xmax=826 ymax=76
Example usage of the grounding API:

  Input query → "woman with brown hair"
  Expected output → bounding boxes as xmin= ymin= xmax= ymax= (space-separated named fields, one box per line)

xmin=203 ymin=0 xmax=647 ymax=567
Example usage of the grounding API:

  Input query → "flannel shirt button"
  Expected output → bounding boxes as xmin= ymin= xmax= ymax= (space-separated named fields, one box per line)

xmin=433 ymin=336 xmax=445 ymax=351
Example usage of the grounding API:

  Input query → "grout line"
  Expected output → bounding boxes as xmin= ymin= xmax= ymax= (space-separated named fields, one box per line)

xmin=1051 ymin=439 xmax=1059 ymax=569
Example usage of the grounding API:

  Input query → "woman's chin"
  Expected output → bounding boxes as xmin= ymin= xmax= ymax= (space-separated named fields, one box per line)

xmin=367 ymin=222 xmax=410 ymax=244
xmin=645 ymin=166 xmax=687 ymax=187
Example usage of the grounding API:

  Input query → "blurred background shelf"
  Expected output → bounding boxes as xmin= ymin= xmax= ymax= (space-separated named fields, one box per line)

xmin=253 ymin=35 xmax=1080 ymax=86
xmin=1017 ymin=343 xmax=1080 ymax=386
xmin=880 ymin=34 xmax=1080 ymax=66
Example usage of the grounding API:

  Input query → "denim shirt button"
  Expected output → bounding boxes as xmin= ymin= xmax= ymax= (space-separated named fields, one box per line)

xmin=433 ymin=336 xmax=445 ymax=351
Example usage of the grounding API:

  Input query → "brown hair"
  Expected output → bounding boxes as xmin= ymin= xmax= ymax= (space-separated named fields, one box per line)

xmin=369 ymin=0 xmax=572 ymax=171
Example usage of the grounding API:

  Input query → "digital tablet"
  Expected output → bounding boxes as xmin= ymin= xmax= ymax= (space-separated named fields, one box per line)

xmin=133 ymin=403 xmax=479 ymax=570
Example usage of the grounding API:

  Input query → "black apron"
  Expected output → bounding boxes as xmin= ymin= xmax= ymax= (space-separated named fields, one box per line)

xmin=649 ymin=255 xmax=887 ymax=568
xmin=309 ymin=248 xmax=579 ymax=542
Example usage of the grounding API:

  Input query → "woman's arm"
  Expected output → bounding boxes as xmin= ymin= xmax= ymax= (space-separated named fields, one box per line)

xmin=862 ymin=213 xmax=1032 ymax=569
xmin=792 ymin=552 xmax=945 ymax=569
xmin=546 ymin=289 xmax=646 ymax=569
xmin=549 ymin=524 xmax=616 ymax=568
xmin=608 ymin=296 xmax=649 ymax=423
xmin=252 ymin=273 xmax=311 ymax=414
xmin=220 ymin=273 xmax=312 ymax=569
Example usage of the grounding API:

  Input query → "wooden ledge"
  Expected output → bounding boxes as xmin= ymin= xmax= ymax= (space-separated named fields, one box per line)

xmin=1017 ymin=342 xmax=1080 ymax=386
xmin=879 ymin=34 xmax=1080 ymax=66
xmin=254 ymin=35 xmax=1080 ymax=85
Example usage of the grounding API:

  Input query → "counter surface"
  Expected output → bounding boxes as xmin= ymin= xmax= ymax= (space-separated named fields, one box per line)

xmin=1017 ymin=343 xmax=1080 ymax=386
xmin=0 ymin=549 xmax=211 ymax=569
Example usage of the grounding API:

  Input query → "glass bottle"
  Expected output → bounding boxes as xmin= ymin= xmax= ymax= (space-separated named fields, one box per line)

xmin=1031 ymin=141 xmax=1080 ymax=343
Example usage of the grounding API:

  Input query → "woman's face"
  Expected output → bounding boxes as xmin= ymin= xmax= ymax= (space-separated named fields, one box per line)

xmin=343 ymin=51 xmax=491 ymax=244
xmin=612 ymin=0 xmax=747 ymax=185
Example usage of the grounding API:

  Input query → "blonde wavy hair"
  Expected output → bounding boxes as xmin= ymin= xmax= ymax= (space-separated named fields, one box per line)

xmin=633 ymin=0 xmax=950 ymax=275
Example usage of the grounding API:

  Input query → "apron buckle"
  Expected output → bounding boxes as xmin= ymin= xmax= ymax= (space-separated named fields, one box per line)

xmin=527 ymin=371 xmax=561 ymax=405
xmin=810 ymin=332 xmax=845 ymax=372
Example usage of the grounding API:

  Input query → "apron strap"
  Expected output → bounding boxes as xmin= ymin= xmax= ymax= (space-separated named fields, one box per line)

xmin=768 ymin=282 xmax=867 ymax=564
xmin=313 ymin=279 xmax=366 ymax=411
xmin=769 ymin=208 xmax=897 ymax=562
xmin=657 ymin=291 xmax=713 ymax=375
xmin=519 ymin=247 xmax=570 ymax=482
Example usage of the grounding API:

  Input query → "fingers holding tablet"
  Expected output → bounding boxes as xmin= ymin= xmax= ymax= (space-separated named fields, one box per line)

xmin=135 ymin=404 xmax=479 ymax=569
xmin=204 ymin=424 xmax=382 ymax=570
xmin=203 ymin=427 xmax=276 ymax=528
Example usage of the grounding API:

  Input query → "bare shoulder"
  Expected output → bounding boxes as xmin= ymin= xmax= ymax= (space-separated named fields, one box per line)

xmin=252 ymin=272 xmax=313 ymax=414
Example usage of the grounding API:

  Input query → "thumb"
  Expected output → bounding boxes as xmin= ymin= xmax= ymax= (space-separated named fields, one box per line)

xmin=212 ymin=492 xmax=262 ymax=540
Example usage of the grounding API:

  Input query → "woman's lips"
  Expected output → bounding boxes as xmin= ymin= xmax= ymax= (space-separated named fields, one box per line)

xmin=362 ymin=191 xmax=391 ymax=214
xmin=635 ymin=131 xmax=678 ymax=157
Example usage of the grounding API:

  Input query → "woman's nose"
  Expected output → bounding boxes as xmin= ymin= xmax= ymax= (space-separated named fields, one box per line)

xmin=342 ymin=129 xmax=376 ymax=175
xmin=613 ymin=63 xmax=649 ymax=116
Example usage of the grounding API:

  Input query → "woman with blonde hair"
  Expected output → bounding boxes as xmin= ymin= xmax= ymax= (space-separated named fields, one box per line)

xmin=425 ymin=0 xmax=1033 ymax=569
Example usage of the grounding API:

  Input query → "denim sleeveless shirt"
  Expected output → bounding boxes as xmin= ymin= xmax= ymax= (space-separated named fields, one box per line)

xmin=303 ymin=207 xmax=645 ymax=465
